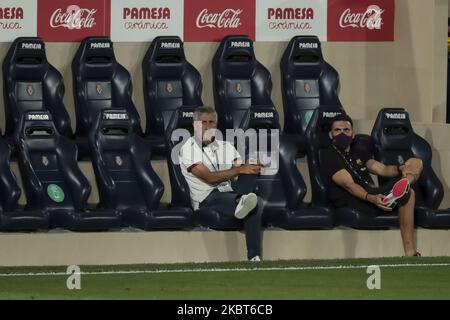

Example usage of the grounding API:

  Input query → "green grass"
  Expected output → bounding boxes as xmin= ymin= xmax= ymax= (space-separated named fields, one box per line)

xmin=1 ymin=257 xmax=450 ymax=299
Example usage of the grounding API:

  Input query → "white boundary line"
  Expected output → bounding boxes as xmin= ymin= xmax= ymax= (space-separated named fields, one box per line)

xmin=0 ymin=263 xmax=449 ymax=277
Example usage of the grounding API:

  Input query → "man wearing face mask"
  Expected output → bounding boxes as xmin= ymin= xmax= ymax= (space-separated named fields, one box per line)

xmin=178 ymin=106 xmax=264 ymax=261
xmin=321 ymin=114 xmax=423 ymax=257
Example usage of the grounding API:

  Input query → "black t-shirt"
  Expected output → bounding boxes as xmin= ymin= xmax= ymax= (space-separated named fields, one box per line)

xmin=320 ymin=146 xmax=375 ymax=204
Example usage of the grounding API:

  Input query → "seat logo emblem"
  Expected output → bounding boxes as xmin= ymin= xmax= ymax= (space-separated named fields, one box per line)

xmin=96 ymin=84 xmax=103 ymax=95
xmin=304 ymin=82 xmax=311 ymax=93
xmin=166 ymin=83 xmax=173 ymax=93
xmin=27 ymin=85 xmax=34 ymax=96
xmin=41 ymin=156 xmax=49 ymax=167
xmin=115 ymin=156 xmax=123 ymax=166
xmin=236 ymin=83 xmax=242 ymax=93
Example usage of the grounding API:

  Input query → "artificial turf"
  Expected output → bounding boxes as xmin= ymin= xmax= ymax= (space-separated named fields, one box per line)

xmin=0 ymin=257 xmax=449 ymax=299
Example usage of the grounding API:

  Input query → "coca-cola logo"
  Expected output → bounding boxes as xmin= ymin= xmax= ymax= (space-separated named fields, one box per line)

xmin=50 ymin=5 xmax=97 ymax=30
xmin=195 ymin=8 xmax=242 ymax=29
xmin=267 ymin=8 xmax=314 ymax=20
xmin=0 ymin=7 xmax=24 ymax=19
xmin=339 ymin=5 xmax=384 ymax=30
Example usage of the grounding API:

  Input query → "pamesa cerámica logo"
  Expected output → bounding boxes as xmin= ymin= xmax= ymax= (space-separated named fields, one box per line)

xmin=0 ymin=6 xmax=23 ymax=30
xmin=266 ymin=7 xmax=315 ymax=31
xmin=122 ymin=6 xmax=171 ymax=30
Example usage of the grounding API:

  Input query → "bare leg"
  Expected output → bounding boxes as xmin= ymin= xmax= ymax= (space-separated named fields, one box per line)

xmin=398 ymin=189 xmax=416 ymax=256
xmin=401 ymin=158 xmax=423 ymax=184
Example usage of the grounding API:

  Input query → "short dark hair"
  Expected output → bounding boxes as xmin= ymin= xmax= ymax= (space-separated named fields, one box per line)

xmin=331 ymin=113 xmax=353 ymax=128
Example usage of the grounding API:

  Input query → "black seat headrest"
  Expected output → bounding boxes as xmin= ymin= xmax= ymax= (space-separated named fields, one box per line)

xmin=371 ymin=108 xmax=413 ymax=150
xmin=306 ymin=105 xmax=345 ymax=148
xmin=6 ymin=37 xmax=46 ymax=65
xmin=147 ymin=36 xmax=185 ymax=63
xmin=21 ymin=111 xmax=56 ymax=137
xmin=216 ymin=35 xmax=255 ymax=64
xmin=97 ymin=109 xmax=131 ymax=136
xmin=316 ymin=105 xmax=345 ymax=132
xmin=239 ymin=106 xmax=280 ymax=130
xmin=286 ymin=35 xmax=323 ymax=64
xmin=77 ymin=37 xmax=115 ymax=65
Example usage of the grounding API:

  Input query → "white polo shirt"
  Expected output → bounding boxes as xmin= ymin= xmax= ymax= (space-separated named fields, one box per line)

xmin=179 ymin=137 xmax=241 ymax=210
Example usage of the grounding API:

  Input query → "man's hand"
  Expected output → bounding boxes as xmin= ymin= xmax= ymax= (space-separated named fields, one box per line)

xmin=238 ymin=164 xmax=262 ymax=175
xmin=367 ymin=194 xmax=393 ymax=211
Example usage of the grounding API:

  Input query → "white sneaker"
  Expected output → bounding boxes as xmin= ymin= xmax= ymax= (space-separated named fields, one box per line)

xmin=250 ymin=255 xmax=261 ymax=262
xmin=234 ymin=193 xmax=258 ymax=219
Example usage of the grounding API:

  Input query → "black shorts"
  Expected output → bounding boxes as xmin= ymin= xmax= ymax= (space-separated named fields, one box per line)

xmin=332 ymin=177 xmax=410 ymax=216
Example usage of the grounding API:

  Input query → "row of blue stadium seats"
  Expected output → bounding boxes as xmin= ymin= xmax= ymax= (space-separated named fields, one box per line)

xmin=0 ymin=34 xmax=449 ymax=231
xmin=1 ymin=34 xmax=338 ymax=159
xmin=0 ymin=105 xmax=449 ymax=232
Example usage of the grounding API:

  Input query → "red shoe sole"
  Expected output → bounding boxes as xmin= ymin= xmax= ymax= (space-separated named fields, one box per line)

xmin=392 ymin=178 xmax=410 ymax=198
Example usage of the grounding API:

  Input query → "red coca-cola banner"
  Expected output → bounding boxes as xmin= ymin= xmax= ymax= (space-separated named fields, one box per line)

xmin=37 ymin=0 xmax=110 ymax=42
xmin=327 ymin=0 xmax=394 ymax=41
xmin=184 ymin=0 xmax=255 ymax=42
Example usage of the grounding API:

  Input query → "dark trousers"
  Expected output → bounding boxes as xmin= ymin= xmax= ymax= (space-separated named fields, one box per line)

xmin=199 ymin=174 xmax=262 ymax=259
xmin=333 ymin=177 xmax=410 ymax=215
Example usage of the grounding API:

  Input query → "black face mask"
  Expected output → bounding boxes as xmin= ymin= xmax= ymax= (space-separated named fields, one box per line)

xmin=332 ymin=133 xmax=352 ymax=151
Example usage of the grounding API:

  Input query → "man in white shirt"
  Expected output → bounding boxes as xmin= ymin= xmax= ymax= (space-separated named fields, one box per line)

xmin=178 ymin=106 xmax=263 ymax=261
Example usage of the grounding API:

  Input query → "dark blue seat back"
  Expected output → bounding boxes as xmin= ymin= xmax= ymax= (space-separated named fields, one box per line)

xmin=212 ymin=35 xmax=277 ymax=131
xmin=165 ymin=107 xmax=197 ymax=208
xmin=142 ymin=36 xmax=203 ymax=137
xmin=2 ymin=37 xmax=72 ymax=139
xmin=306 ymin=106 xmax=347 ymax=207
xmin=72 ymin=37 xmax=141 ymax=144
xmin=89 ymin=110 xmax=164 ymax=212
xmin=0 ymin=138 xmax=21 ymax=212
xmin=371 ymin=108 xmax=443 ymax=209
xmin=281 ymin=36 xmax=341 ymax=135
xmin=16 ymin=111 xmax=90 ymax=212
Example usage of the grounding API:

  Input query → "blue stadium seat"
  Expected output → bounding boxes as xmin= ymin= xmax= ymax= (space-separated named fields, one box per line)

xmin=165 ymin=106 xmax=243 ymax=229
xmin=2 ymin=37 xmax=72 ymax=148
xmin=280 ymin=36 xmax=342 ymax=155
xmin=88 ymin=109 xmax=193 ymax=230
xmin=142 ymin=36 xmax=203 ymax=157
xmin=0 ymin=137 xmax=48 ymax=231
xmin=371 ymin=108 xmax=450 ymax=228
xmin=15 ymin=111 xmax=121 ymax=230
xmin=72 ymin=36 xmax=142 ymax=159
xmin=306 ymin=106 xmax=399 ymax=229
xmin=212 ymin=35 xmax=277 ymax=131
xmin=165 ymin=106 xmax=333 ymax=230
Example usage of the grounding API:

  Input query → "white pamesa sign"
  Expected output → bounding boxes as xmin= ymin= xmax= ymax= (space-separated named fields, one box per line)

xmin=0 ymin=0 xmax=37 ymax=42
xmin=256 ymin=0 xmax=327 ymax=42
xmin=111 ymin=0 xmax=183 ymax=42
